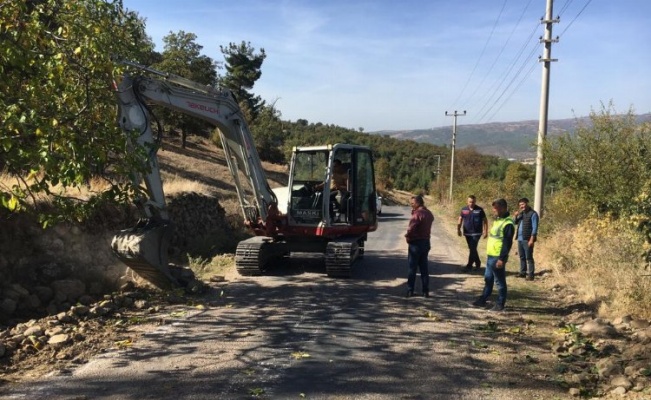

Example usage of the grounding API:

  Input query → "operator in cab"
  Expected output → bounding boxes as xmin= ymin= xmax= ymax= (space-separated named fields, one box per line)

xmin=314 ymin=159 xmax=349 ymax=218
xmin=314 ymin=159 xmax=348 ymax=193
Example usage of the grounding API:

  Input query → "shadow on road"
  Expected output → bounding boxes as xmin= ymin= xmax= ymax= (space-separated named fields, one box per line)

xmin=1 ymin=243 xmax=566 ymax=399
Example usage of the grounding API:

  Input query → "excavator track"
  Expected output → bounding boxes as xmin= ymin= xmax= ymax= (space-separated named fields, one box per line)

xmin=325 ymin=238 xmax=360 ymax=278
xmin=235 ymin=237 xmax=287 ymax=276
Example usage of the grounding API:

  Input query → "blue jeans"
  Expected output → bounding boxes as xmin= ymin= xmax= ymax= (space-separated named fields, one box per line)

xmin=479 ymin=256 xmax=507 ymax=307
xmin=464 ymin=235 xmax=481 ymax=267
xmin=407 ymin=239 xmax=431 ymax=293
xmin=518 ymin=240 xmax=535 ymax=276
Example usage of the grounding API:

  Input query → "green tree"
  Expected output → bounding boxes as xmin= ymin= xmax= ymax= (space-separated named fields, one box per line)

xmin=374 ymin=158 xmax=392 ymax=190
xmin=0 ymin=0 xmax=153 ymax=224
xmin=249 ymin=102 xmax=286 ymax=163
xmin=220 ymin=41 xmax=266 ymax=121
xmin=153 ymin=31 xmax=219 ymax=148
xmin=503 ymin=162 xmax=534 ymax=206
xmin=544 ymin=104 xmax=651 ymax=215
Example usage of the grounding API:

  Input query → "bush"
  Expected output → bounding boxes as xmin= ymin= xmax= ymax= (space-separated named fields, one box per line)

xmin=541 ymin=216 xmax=651 ymax=319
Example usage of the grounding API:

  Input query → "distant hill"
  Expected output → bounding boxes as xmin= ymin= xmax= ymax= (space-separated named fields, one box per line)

xmin=372 ymin=113 xmax=651 ymax=160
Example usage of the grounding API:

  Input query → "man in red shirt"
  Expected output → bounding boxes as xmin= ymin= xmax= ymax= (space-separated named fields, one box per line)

xmin=404 ymin=195 xmax=435 ymax=298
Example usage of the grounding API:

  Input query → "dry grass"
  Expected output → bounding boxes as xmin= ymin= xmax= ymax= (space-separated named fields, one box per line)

xmin=0 ymin=172 xmax=114 ymax=206
xmin=161 ymin=173 xmax=214 ymax=196
xmin=538 ymin=216 xmax=651 ymax=320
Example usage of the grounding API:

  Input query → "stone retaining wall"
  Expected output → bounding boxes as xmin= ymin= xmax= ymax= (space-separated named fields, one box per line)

xmin=0 ymin=192 xmax=233 ymax=325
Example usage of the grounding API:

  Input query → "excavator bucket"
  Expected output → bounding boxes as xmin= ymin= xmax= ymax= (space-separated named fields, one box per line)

xmin=111 ymin=219 xmax=178 ymax=289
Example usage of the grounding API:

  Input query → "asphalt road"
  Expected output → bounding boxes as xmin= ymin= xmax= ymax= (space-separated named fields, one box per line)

xmin=1 ymin=206 xmax=567 ymax=400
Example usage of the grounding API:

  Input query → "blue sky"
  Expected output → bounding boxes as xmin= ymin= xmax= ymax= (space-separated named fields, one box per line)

xmin=121 ymin=0 xmax=651 ymax=131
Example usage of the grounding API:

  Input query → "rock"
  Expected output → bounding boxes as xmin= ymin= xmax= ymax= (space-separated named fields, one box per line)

xmin=613 ymin=315 xmax=633 ymax=325
xmin=89 ymin=306 xmax=109 ymax=317
xmin=23 ymin=326 xmax=43 ymax=337
xmin=568 ymin=387 xmax=581 ymax=396
xmin=23 ymin=294 xmax=41 ymax=310
xmin=121 ymin=296 xmax=134 ymax=308
xmin=120 ymin=281 xmax=136 ymax=292
xmin=551 ymin=340 xmax=567 ymax=353
xmin=70 ymin=305 xmax=90 ymax=316
xmin=598 ymin=343 xmax=620 ymax=357
xmin=0 ymin=298 xmax=17 ymax=315
xmin=134 ymin=299 xmax=148 ymax=310
xmin=610 ymin=375 xmax=633 ymax=390
xmin=4 ymin=284 xmax=29 ymax=300
xmin=33 ymin=286 xmax=54 ymax=303
xmin=48 ymin=334 xmax=71 ymax=349
xmin=98 ymin=300 xmax=116 ymax=310
xmin=56 ymin=312 xmax=73 ymax=323
xmin=631 ymin=319 xmax=651 ymax=330
xmin=625 ymin=365 xmax=638 ymax=376
xmin=45 ymin=326 xmax=64 ymax=336
xmin=635 ymin=327 xmax=651 ymax=342
xmin=78 ymin=295 xmax=94 ymax=306
xmin=596 ymin=358 xmax=623 ymax=378
xmin=623 ymin=343 xmax=651 ymax=359
xmin=581 ymin=318 xmax=618 ymax=338
xmin=46 ymin=303 xmax=58 ymax=316
xmin=51 ymin=279 xmax=86 ymax=304
xmin=611 ymin=386 xmax=627 ymax=395
xmin=88 ymin=282 xmax=104 ymax=296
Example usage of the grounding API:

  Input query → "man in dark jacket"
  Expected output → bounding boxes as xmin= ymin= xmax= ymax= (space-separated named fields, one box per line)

xmin=513 ymin=197 xmax=539 ymax=281
xmin=472 ymin=198 xmax=514 ymax=312
xmin=457 ymin=195 xmax=488 ymax=272
xmin=404 ymin=195 xmax=434 ymax=298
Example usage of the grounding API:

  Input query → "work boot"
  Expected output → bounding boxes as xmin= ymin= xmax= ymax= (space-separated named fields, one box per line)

xmin=490 ymin=304 xmax=505 ymax=312
xmin=406 ymin=290 xmax=414 ymax=298
xmin=471 ymin=297 xmax=486 ymax=307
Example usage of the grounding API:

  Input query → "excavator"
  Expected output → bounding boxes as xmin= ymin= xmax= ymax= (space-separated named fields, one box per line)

xmin=110 ymin=61 xmax=379 ymax=288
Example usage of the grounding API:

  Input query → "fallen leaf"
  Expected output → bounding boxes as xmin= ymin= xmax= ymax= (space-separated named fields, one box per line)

xmin=291 ymin=351 xmax=311 ymax=359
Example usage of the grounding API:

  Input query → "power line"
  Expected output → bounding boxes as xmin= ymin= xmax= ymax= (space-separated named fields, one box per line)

xmin=471 ymin=23 xmax=539 ymax=122
xmin=477 ymin=42 xmax=539 ymax=123
xmin=557 ymin=0 xmax=575 ymax=16
xmin=486 ymin=57 xmax=538 ymax=123
xmin=449 ymin=0 xmax=509 ymax=110
xmin=558 ymin=0 xmax=593 ymax=38
xmin=460 ymin=0 xmax=535 ymax=112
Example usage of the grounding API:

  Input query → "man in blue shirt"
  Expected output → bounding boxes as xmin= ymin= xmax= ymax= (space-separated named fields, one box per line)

xmin=513 ymin=197 xmax=539 ymax=281
xmin=457 ymin=195 xmax=488 ymax=272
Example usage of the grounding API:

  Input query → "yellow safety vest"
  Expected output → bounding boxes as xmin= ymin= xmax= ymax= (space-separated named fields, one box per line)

xmin=486 ymin=216 xmax=514 ymax=257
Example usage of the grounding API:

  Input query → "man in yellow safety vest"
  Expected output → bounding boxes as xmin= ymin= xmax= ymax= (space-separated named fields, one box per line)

xmin=472 ymin=198 xmax=515 ymax=312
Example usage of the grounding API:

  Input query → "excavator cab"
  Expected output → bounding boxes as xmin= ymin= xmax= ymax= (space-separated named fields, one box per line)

xmin=285 ymin=145 xmax=378 ymax=229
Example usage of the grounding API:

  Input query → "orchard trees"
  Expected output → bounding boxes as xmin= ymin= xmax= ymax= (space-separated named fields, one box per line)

xmin=0 ymin=0 xmax=154 ymax=224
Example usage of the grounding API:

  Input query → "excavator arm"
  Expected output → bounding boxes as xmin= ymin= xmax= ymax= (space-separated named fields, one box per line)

xmin=111 ymin=61 xmax=278 ymax=288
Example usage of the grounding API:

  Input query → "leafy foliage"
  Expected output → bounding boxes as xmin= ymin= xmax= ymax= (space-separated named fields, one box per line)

xmin=544 ymin=104 xmax=651 ymax=215
xmin=249 ymin=102 xmax=287 ymax=164
xmin=0 ymin=0 xmax=154 ymax=224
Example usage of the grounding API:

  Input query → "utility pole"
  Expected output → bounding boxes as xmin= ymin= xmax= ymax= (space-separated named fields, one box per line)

xmin=534 ymin=0 xmax=558 ymax=216
xmin=445 ymin=110 xmax=466 ymax=202
xmin=433 ymin=154 xmax=442 ymax=183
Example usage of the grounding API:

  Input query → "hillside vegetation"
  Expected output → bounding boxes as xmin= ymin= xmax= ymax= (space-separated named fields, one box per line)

xmin=379 ymin=112 xmax=651 ymax=159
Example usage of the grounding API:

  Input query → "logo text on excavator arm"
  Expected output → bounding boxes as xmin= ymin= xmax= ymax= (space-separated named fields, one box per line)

xmin=187 ymin=101 xmax=220 ymax=114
